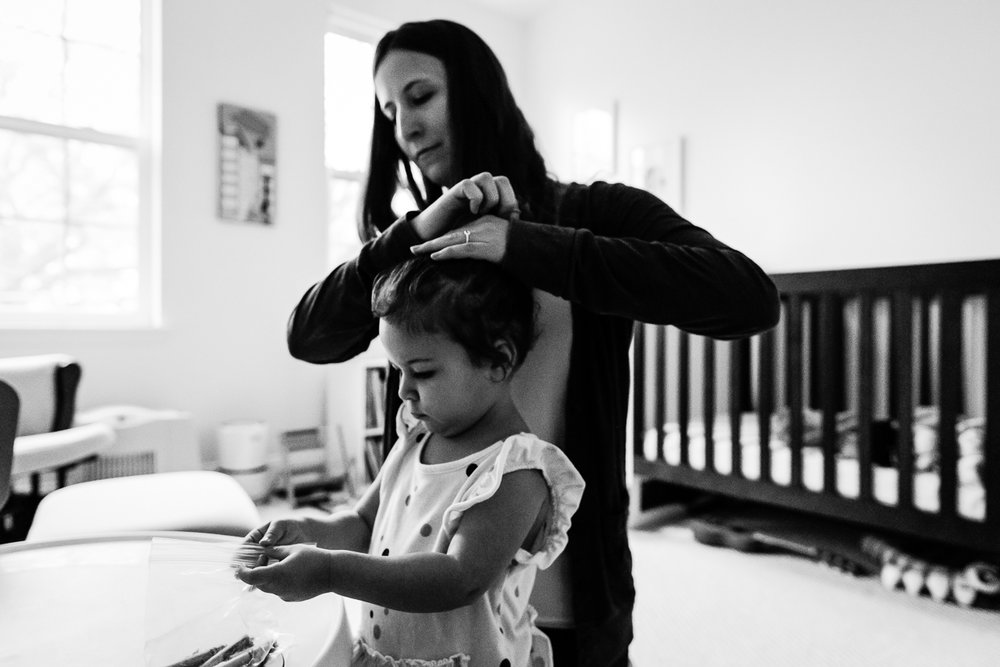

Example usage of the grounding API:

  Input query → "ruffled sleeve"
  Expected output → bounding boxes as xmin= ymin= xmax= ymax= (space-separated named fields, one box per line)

xmin=439 ymin=434 xmax=585 ymax=570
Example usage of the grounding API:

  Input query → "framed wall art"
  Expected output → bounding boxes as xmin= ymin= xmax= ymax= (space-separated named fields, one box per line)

xmin=217 ymin=103 xmax=276 ymax=225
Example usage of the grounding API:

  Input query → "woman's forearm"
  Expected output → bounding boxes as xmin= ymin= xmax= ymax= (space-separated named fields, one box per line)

xmin=287 ymin=216 xmax=423 ymax=363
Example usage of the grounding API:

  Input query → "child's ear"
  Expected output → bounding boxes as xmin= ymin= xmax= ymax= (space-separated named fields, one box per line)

xmin=489 ymin=338 xmax=517 ymax=382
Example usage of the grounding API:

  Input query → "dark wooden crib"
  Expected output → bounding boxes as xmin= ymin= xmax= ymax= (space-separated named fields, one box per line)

xmin=632 ymin=258 xmax=1000 ymax=556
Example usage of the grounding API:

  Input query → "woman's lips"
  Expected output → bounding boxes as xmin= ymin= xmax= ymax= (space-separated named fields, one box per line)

xmin=414 ymin=144 xmax=440 ymax=164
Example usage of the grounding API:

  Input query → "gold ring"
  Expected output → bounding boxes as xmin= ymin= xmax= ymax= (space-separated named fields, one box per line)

xmin=464 ymin=230 xmax=471 ymax=244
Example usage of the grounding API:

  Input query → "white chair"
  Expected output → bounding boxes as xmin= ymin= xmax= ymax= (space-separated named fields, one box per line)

xmin=27 ymin=470 xmax=261 ymax=541
xmin=0 ymin=355 xmax=115 ymax=492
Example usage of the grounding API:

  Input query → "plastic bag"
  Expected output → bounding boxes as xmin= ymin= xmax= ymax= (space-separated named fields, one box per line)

xmin=144 ymin=537 xmax=291 ymax=667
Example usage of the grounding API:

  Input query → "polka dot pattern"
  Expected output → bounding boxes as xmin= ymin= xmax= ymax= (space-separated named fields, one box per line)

xmin=465 ymin=463 xmax=478 ymax=476
xmin=420 ymin=523 xmax=432 ymax=537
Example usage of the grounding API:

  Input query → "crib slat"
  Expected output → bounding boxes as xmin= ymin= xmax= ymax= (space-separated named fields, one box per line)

xmin=938 ymin=292 xmax=962 ymax=519
xmin=985 ymin=289 xmax=1000 ymax=529
xmin=758 ymin=328 xmax=775 ymax=483
xmin=703 ymin=338 xmax=716 ymax=472
xmin=857 ymin=293 xmax=875 ymax=502
xmin=729 ymin=339 xmax=746 ymax=478
xmin=655 ymin=325 xmax=667 ymax=463
xmin=893 ymin=294 xmax=914 ymax=509
xmin=678 ymin=331 xmax=690 ymax=466
xmin=819 ymin=294 xmax=839 ymax=494
xmin=786 ymin=295 xmax=804 ymax=488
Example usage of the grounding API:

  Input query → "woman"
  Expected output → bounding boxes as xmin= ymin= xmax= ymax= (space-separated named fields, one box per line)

xmin=287 ymin=19 xmax=780 ymax=666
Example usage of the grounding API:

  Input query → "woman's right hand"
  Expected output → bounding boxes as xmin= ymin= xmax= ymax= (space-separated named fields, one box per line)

xmin=411 ymin=172 xmax=518 ymax=241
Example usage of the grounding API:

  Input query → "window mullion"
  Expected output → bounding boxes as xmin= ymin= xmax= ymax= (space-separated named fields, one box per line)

xmin=0 ymin=115 xmax=138 ymax=148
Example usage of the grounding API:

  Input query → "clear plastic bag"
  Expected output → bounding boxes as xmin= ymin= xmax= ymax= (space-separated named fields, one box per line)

xmin=144 ymin=537 xmax=291 ymax=667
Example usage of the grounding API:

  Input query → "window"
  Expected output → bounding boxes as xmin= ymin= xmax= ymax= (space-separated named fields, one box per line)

xmin=324 ymin=30 xmax=375 ymax=265
xmin=325 ymin=19 xmax=415 ymax=265
xmin=0 ymin=0 xmax=155 ymax=329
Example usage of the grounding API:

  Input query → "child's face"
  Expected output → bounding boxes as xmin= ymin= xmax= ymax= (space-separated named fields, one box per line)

xmin=379 ymin=319 xmax=505 ymax=438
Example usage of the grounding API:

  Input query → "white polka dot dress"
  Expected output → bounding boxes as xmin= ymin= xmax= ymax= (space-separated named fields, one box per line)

xmin=351 ymin=416 xmax=584 ymax=667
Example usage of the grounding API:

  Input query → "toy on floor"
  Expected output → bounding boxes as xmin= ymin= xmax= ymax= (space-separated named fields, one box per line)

xmin=688 ymin=514 xmax=878 ymax=577
xmin=861 ymin=535 xmax=1000 ymax=608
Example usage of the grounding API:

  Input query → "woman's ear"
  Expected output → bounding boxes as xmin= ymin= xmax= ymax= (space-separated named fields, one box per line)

xmin=489 ymin=338 xmax=517 ymax=382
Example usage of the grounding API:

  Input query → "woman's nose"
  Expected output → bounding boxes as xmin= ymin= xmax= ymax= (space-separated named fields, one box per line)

xmin=396 ymin=108 xmax=421 ymax=143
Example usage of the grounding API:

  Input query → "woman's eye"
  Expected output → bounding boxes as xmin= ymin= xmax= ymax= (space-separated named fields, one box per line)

xmin=411 ymin=370 xmax=434 ymax=380
xmin=411 ymin=93 xmax=431 ymax=106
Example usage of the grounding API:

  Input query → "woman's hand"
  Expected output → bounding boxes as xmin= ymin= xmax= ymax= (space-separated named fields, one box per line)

xmin=235 ymin=545 xmax=331 ymax=601
xmin=411 ymin=171 xmax=519 ymax=242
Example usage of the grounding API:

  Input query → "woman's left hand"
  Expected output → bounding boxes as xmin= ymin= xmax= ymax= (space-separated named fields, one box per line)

xmin=409 ymin=213 xmax=513 ymax=264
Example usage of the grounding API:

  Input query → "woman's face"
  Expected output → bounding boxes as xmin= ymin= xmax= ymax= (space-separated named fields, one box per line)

xmin=374 ymin=49 xmax=457 ymax=187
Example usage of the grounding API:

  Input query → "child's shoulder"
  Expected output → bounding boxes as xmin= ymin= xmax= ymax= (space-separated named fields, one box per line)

xmin=493 ymin=433 xmax=583 ymax=494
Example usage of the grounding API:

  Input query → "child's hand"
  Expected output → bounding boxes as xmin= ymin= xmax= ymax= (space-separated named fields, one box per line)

xmin=243 ymin=518 xmax=312 ymax=548
xmin=235 ymin=545 xmax=331 ymax=601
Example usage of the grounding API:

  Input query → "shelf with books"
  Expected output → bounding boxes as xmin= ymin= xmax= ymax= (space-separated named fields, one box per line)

xmin=364 ymin=360 xmax=388 ymax=481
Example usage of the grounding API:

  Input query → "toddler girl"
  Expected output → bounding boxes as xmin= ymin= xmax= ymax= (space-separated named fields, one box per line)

xmin=239 ymin=257 xmax=584 ymax=667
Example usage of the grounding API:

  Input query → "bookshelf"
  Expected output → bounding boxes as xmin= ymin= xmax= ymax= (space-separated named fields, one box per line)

xmin=363 ymin=360 xmax=388 ymax=481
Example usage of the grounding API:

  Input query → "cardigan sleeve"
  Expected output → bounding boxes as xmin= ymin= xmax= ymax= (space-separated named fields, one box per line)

xmin=501 ymin=181 xmax=779 ymax=339
xmin=287 ymin=215 xmax=423 ymax=364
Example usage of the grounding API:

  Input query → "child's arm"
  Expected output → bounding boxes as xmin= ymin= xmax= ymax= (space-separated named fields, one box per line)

xmin=237 ymin=469 xmax=548 ymax=610
xmin=243 ymin=475 xmax=381 ymax=553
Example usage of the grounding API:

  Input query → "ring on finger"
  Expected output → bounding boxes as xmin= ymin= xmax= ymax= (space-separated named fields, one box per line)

xmin=464 ymin=230 xmax=471 ymax=244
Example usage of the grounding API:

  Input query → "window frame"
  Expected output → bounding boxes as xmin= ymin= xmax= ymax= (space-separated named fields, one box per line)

xmin=0 ymin=0 xmax=160 ymax=331
xmin=325 ymin=9 xmax=391 ymax=265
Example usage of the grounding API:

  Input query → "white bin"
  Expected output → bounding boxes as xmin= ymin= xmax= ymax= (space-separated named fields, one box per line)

xmin=217 ymin=420 xmax=271 ymax=501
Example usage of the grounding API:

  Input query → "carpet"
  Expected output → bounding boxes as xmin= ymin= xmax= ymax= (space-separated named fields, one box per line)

xmin=629 ymin=522 xmax=1000 ymax=666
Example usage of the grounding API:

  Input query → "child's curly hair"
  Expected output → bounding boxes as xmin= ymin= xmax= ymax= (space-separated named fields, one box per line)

xmin=372 ymin=257 xmax=536 ymax=375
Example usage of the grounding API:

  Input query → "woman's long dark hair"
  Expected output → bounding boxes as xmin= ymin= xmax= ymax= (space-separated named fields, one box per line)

xmin=360 ymin=19 xmax=554 ymax=241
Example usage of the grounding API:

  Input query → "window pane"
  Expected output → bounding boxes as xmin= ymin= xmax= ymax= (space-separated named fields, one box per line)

xmin=0 ymin=128 xmax=66 ymax=222
xmin=0 ymin=218 xmax=66 ymax=309
xmin=68 ymin=140 xmax=138 ymax=225
xmin=0 ymin=26 xmax=65 ymax=124
xmin=0 ymin=0 xmax=64 ymax=35
xmin=65 ymin=41 xmax=140 ymax=135
xmin=325 ymin=33 xmax=374 ymax=172
xmin=0 ymin=218 xmax=137 ymax=315
xmin=328 ymin=177 xmax=361 ymax=256
xmin=65 ymin=0 xmax=140 ymax=53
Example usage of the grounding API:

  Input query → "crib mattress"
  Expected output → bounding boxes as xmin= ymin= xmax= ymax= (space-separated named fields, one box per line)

xmin=643 ymin=417 xmax=986 ymax=521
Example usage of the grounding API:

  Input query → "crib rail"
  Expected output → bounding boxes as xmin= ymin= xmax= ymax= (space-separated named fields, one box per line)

xmin=633 ymin=258 xmax=1000 ymax=555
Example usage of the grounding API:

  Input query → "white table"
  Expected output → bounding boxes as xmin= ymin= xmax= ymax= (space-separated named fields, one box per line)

xmin=0 ymin=532 xmax=352 ymax=666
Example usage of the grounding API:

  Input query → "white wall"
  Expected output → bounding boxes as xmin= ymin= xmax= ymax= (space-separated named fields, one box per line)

xmin=523 ymin=0 xmax=1000 ymax=273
